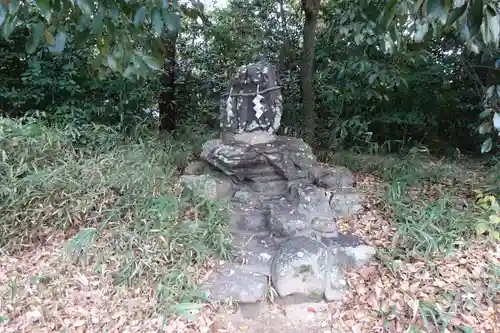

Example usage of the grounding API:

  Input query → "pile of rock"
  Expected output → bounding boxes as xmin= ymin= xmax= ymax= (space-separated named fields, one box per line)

xmin=180 ymin=60 xmax=376 ymax=304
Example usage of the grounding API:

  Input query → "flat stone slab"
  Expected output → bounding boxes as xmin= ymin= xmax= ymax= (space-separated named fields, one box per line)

xmin=268 ymin=202 xmax=312 ymax=238
xmin=313 ymin=165 xmax=356 ymax=189
xmin=327 ymin=188 xmax=364 ymax=218
xmin=202 ymin=266 xmax=268 ymax=304
xmin=271 ymin=236 xmax=328 ymax=298
xmin=228 ymin=232 xmax=278 ymax=276
xmin=179 ymin=173 xmax=234 ymax=201
xmin=202 ymin=233 xmax=278 ymax=303
xmin=229 ymin=204 xmax=269 ymax=233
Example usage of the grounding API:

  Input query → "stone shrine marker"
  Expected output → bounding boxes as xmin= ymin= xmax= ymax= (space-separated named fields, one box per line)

xmin=180 ymin=60 xmax=376 ymax=304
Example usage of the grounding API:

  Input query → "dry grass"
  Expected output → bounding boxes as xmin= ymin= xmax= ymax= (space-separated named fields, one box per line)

xmin=331 ymin=173 xmax=500 ymax=333
xmin=0 ymin=117 xmax=230 ymax=332
xmin=1 ymin=118 xmax=499 ymax=332
xmin=0 ymin=233 xmax=221 ymax=333
xmin=328 ymin=153 xmax=500 ymax=332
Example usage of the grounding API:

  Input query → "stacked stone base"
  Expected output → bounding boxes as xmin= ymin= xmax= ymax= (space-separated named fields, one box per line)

xmin=180 ymin=131 xmax=376 ymax=304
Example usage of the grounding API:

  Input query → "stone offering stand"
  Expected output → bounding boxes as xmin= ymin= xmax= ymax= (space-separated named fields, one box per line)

xmin=180 ymin=60 xmax=376 ymax=304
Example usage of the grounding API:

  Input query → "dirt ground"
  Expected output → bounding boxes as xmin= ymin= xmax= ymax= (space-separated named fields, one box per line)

xmin=1 ymin=173 xmax=499 ymax=333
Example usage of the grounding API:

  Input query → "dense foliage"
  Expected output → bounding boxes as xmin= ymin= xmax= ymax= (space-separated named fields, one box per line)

xmin=1 ymin=1 xmax=500 ymax=324
xmin=0 ymin=0 xmax=499 ymax=154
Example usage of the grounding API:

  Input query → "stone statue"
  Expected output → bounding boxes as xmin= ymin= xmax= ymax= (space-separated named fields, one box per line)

xmin=180 ymin=60 xmax=375 ymax=305
xmin=219 ymin=60 xmax=283 ymax=141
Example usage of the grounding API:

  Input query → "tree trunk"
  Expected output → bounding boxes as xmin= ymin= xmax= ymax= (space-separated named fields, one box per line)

xmin=300 ymin=0 xmax=320 ymax=145
xmin=278 ymin=0 xmax=289 ymax=69
xmin=158 ymin=34 xmax=178 ymax=133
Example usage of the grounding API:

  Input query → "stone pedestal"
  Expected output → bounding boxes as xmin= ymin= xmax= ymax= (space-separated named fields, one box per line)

xmin=179 ymin=60 xmax=375 ymax=304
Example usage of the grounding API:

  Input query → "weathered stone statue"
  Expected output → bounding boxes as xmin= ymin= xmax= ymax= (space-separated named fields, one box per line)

xmin=219 ymin=60 xmax=283 ymax=142
xmin=180 ymin=60 xmax=375 ymax=305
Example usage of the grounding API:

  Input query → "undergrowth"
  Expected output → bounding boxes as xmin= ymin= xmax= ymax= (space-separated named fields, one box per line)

xmin=325 ymin=149 xmax=500 ymax=332
xmin=325 ymin=149 xmax=500 ymax=256
xmin=0 ymin=117 xmax=230 ymax=314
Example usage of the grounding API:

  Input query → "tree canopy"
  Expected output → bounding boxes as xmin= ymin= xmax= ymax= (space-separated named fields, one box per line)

xmin=0 ymin=0 xmax=499 ymax=152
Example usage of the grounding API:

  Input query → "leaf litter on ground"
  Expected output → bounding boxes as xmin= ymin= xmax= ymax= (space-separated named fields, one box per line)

xmin=0 ymin=232 xmax=222 ymax=333
xmin=1 ymin=152 xmax=499 ymax=333
xmin=328 ymin=168 xmax=500 ymax=333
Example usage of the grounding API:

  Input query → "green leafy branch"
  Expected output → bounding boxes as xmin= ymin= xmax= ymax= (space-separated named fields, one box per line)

xmin=0 ymin=0 xmax=184 ymax=78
